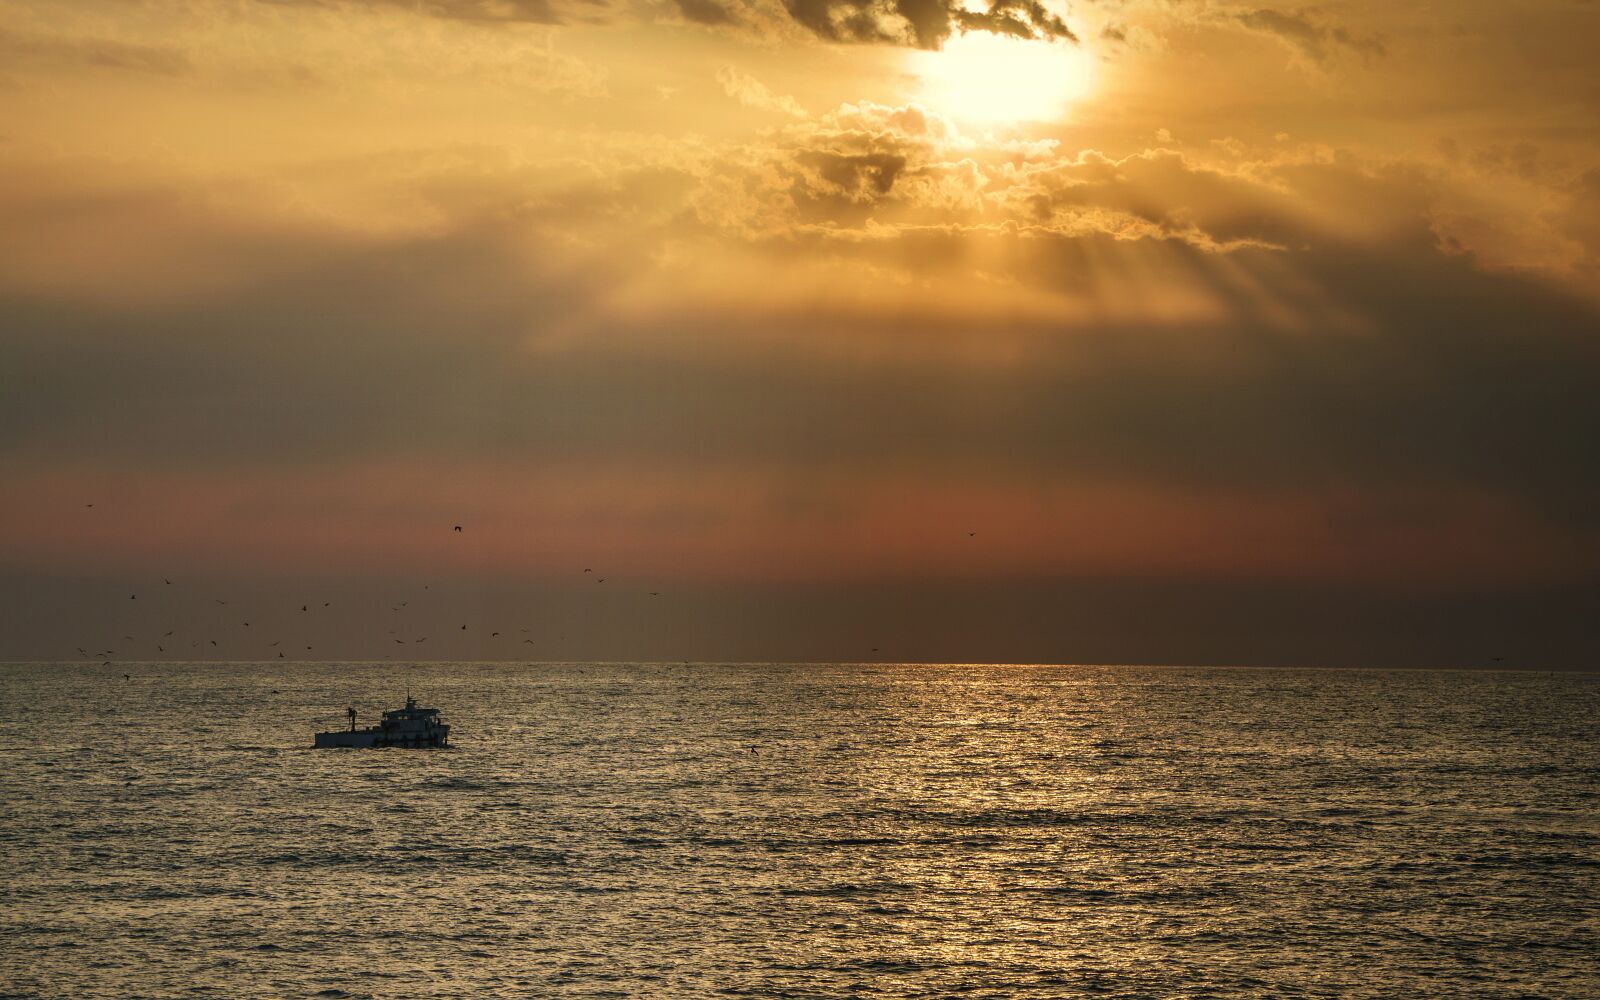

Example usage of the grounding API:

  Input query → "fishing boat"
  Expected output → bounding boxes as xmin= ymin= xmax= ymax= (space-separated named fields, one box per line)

xmin=314 ymin=695 xmax=449 ymax=748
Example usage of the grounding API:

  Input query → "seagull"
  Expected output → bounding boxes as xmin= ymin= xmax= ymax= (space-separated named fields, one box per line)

xmin=460 ymin=624 xmax=467 ymax=630
xmin=453 ymin=525 xmax=463 ymax=532
xmin=649 ymin=592 xmax=659 ymax=596
xmin=523 ymin=639 xmax=535 ymax=644
xmin=491 ymin=632 xmax=500 ymax=637
xmin=243 ymin=622 xmax=250 ymax=627
xmin=584 ymin=568 xmax=592 ymax=573
xmin=86 ymin=504 xmax=94 ymax=508
xmin=164 ymin=578 xmax=172 ymax=585
xmin=323 ymin=602 xmax=331 ymax=607
xmin=124 ymin=673 xmax=131 ymax=680
xmin=597 ymin=578 xmax=606 ymax=584
xmin=300 ymin=605 xmax=307 ymax=612
xmin=394 ymin=639 xmax=406 ymax=644
xmin=163 ymin=631 xmax=173 ymax=637
xmin=130 ymin=594 xmax=137 ymax=600
xmin=215 ymin=600 xmax=229 ymax=605
xmin=967 ymin=532 xmax=976 ymax=537
xmin=277 ymin=652 xmax=284 ymax=658
xmin=268 ymin=641 xmax=280 ymax=647
xmin=157 ymin=645 xmax=164 ymax=652
xmin=209 ymin=640 xmax=217 ymax=646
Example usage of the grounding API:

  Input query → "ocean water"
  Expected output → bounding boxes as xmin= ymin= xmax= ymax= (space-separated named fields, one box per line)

xmin=0 ymin=662 xmax=1596 ymax=999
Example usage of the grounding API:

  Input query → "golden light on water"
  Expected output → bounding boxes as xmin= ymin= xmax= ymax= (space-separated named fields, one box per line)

xmin=914 ymin=31 xmax=1093 ymax=126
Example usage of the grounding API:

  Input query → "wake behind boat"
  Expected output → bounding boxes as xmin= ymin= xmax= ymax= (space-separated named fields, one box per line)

xmin=314 ymin=695 xmax=450 ymax=748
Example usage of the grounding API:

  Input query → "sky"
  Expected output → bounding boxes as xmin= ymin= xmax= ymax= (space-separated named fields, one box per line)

xmin=1 ymin=0 xmax=1598 ymax=666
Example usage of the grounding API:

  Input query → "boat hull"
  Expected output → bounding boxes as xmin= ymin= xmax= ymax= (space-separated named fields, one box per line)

xmin=313 ymin=725 xmax=449 ymax=749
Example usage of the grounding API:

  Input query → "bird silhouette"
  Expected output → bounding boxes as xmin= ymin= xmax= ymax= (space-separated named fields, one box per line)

xmin=268 ymin=641 xmax=280 ymax=647
xmin=277 ymin=652 xmax=284 ymax=658
xmin=598 ymin=578 xmax=606 ymax=584
xmin=460 ymin=624 xmax=467 ymax=630
xmin=491 ymin=632 xmax=500 ymax=637
xmin=300 ymin=605 xmax=307 ymax=612
xmin=86 ymin=503 xmax=94 ymax=508
xmin=130 ymin=594 xmax=137 ymax=600
xmin=209 ymin=640 xmax=217 ymax=646
xmin=163 ymin=631 xmax=173 ymax=637
xmin=967 ymin=532 xmax=976 ymax=537
xmin=649 ymin=592 xmax=660 ymax=596
xmin=584 ymin=568 xmax=592 ymax=573
xmin=523 ymin=639 xmax=535 ymax=644
xmin=453 ymin=525 xmax=463 ymax=532
xmin=215 ymin=600 xmax=229 ymax=605
xmin=164 ymin=578 xmax=172 ymax=585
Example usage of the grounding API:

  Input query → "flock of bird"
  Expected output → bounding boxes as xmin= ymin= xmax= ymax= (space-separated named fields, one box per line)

xmin=74 ymin=520 xmax=673 ymax=665
xmin=76 ymin=511 xmax=994 ymax=664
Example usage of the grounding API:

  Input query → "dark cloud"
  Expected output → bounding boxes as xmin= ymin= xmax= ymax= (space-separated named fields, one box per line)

xmin=781 ymin=0 xmax=1073 ymax=48
xmin=674 ymin=0 xmax=738 ymax=25
xmin=1235 ymin=8 xmax=1385 ymax=64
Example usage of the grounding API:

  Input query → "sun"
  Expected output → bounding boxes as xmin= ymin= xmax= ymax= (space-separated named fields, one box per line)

xmin=914 ymin=30 xmax=1093 ymax=127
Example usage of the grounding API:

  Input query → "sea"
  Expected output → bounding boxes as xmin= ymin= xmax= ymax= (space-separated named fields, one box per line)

xmin=1 ymin=662 xmax=1596 ymax=998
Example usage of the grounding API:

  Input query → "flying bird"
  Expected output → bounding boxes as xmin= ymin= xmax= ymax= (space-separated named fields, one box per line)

xmin=523 ymin=639 xmax=535 ymax=644
xmin=163 ymin=631 xmax=173 ymax=636
xmin=460 ymin=624 xmax=467 ymax=630
xmin=301 ymin=605 xmax=308 ymax=612
xmin=209 ymin=640 xmax=217 ymax=646
xmin=584 ymin=568 xmax=592 ymax=573
xmin=130 ymin=594 xmax=137 ymax=600
xmin=491 ymin=632 xmax=500 ymax=637
xmin=215 ymin=600 xmax=229 ymax=605
xmin=453 ymin=525 xmax=462 ymax=532
xmin=164 ymin=578 xmax=172 ymax=585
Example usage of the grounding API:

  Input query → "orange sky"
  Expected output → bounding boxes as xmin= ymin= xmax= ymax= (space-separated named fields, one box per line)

xmin=1 ymin=0 xmax=1597 ymax=664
